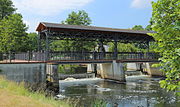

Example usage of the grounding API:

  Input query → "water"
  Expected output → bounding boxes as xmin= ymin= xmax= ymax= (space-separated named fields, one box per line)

xmin=58 ymin=75 xmax=180 ymax=107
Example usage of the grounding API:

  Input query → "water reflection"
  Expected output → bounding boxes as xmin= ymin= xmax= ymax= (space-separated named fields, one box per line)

xmin=59 ymin=76 xmax=180 ymax=107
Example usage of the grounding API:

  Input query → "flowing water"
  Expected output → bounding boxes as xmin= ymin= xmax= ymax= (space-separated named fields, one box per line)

xmin=58 ymin=75 xmax=180 ymax=107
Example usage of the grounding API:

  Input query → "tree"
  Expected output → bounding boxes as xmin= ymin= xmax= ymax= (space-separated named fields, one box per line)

xmin=61 ymin=10 xmax=91 ymax=26
xmin=0 ymin=14 xmax=28 ymax=53
xmin=51 ymin=10 xmax=96 ymax=52
xmin=0 ymin=0 xmax=16 ymax=20
xmin=145 ymin=19 xmax=154 ymax=31
xmin=132 ymin=25 xmax=144 ymax=30
xmin=149 ymin=0 xmax=180 ymax=95
xmin=26 ymin=33 xmax=38 ymax=51
xmin=108 ymin=43 xmax=139 ymax=52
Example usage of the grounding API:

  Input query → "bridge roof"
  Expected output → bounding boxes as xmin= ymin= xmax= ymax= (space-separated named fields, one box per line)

xmin=36 ymin=22 xmax=155 ymax=42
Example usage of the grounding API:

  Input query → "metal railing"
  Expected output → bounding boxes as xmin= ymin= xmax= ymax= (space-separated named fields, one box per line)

xmin=0 ymin=51 xmax=160 ymax=63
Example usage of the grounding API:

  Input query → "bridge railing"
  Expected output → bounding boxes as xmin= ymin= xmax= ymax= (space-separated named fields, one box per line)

xmin=117 ymin=52 xmax=160 ymax=60
xmin=49 ymin=52 xmax=114 ymax=60
xmin=0 ymin=51 xmax=159 ymax=63
xmin=0 ymin=52 xmax=46 ymax=63
xmin=49 ymin=51 xmax=159 ymax=61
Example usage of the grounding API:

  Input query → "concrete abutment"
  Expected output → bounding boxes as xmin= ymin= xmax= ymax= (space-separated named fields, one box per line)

xmin=92 ymin=61 xmax=126 ymax=82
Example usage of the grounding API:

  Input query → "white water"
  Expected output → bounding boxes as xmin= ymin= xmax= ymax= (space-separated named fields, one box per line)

xmin=59 ymin=78 xmax=104 ymax=92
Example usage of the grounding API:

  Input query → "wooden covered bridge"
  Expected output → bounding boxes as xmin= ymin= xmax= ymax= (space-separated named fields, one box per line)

xmin=0 ymin=22 xmax=160 ymax=83
xmin=1 ymin=22 xmax=158 ymax=64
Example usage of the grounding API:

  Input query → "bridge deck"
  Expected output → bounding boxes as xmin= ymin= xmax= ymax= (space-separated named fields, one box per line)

xmin=0 ymin=59 xmax=159 ymax=64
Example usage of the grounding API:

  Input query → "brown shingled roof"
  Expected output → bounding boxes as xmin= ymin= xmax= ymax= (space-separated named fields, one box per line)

xmin=36 ymin=22 xmax=154 ymax=34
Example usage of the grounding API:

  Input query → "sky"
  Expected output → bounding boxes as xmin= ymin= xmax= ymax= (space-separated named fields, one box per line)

xmin=12 ymin=0 xmax=154 ymax=33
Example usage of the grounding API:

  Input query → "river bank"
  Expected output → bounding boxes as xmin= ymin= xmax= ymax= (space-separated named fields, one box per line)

xmin=0 ymin=76 xmax=70 ymax=107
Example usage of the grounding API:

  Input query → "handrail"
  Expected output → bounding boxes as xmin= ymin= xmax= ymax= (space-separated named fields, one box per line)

xmin=0 ymin=51 xmax=160 ymax=63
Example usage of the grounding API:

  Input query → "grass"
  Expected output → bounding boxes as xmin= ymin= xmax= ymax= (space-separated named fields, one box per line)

xmin=0 ymin=76 xmax=70 ymax=107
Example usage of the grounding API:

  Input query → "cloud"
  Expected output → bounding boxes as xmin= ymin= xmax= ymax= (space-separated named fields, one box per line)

xmin=131 ymin=0 xmax=153 ymax=8
xmin=11 ymin=0 xmax=94 ymax=32
xmin=12 ymin=0 xmax=94 ymax=16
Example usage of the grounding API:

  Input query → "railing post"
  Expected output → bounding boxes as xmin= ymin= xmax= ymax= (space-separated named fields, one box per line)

xmin=113 ymin=40 xmax=118 ymax=60
xmin=28 ymin=51 xmax=31 ymax=62
xmin=9 ymin=51 xmax=11 ymax=63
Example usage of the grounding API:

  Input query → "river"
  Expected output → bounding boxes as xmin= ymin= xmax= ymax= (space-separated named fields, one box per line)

xmin=58 ymin=75 xmax=180 ymax=107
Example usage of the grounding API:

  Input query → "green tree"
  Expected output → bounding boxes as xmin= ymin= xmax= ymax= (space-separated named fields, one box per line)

xmin=0 ymin=0 xmax=16 ymax=20
xmin=0 ymin=14 xmax=28 ymax=52
xmin=108 ymin=43 xmax=139 ymax=52
xmin=145 ymin=19 xmax=154 ymax=31
xmin=149 ymin=0 xmax=180 ymax=95
xmin=26 ymin=33 xmax=38 ymax=51
xmin=51 ymin=10 xmax=96 ymax=52
xmin=61 ymin=10 xmax=91 ymax=25
xmin=132 ymin=25 xmax=144 ymax=30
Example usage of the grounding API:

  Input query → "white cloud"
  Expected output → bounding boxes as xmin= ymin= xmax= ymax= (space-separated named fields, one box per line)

xmin=131 ymin=0 xmax=153 ymax=8
xmin=11 ymin=0 xmax=94 ymax=32
xmin=12 ymin=0 xmax=94 ymax=16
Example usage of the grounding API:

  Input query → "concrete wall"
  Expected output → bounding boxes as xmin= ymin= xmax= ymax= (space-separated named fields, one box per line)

xmin=0 ymin=63 xmax=46 ymax=83
xmin=97 ymin=61 xmax=126 ymax=82
xmin=144 ymin=63 xmax=164 ymax=76
xmin=127 ymin=63 xmax=140 ymax=71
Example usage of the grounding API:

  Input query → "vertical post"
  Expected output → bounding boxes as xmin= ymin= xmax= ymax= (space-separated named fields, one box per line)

xmin=45 ymin=32 xmax=49 ymax=61
xmin=9 ymin=51 xmax=11 ymax=63
xmin=147 ymin=41 xmax=150 ymax=59
xmin=147 ymin=41 xmax=150 ymax=52
xmin=114 ymin=40 xmax=118 ymax=60
xmin=37 ymin=32 xmax=41 ymax=52
xmin=98 ymin=40 xmax=105 ymax=59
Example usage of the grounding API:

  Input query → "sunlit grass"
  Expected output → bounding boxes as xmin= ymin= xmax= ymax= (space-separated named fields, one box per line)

xmin=0 ymin=76 xmax=70 ymax=107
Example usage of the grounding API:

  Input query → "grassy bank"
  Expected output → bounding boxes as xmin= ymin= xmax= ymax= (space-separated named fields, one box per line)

xmin=0 ymin=76 xmax=70 ymax=107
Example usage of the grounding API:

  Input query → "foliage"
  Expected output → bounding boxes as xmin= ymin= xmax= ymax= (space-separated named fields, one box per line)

xmin=132 ymin=25 xmax=144 ymax=30
xmin=0 ymin=76 xmax=70 ymax=107
xmin=145 ymin=19 xmax=154 ymax=31
xmin=0 ymin=0 xmax=16 ymax=20
xmin=108 ymin=42 xmax=139 ymax=52
xmin=26 ymin=33 xmax=38 ymax=51
xmin=112 ymin=25 xmax=154 ymax=53
xmin=61 ymin=10 xmax=91 ymax=26
xmin=58 ymin=65 xmax=77 ymax=74
xmin=58 ymin=65 xmax=87 ymax=74
xmin=0 ymin=14 xmax=28 ymax=53
xmin=51 ymin=10 xmax=96 ymax=52
xmin=92 ymin=99 xmax=106 ymax=107
xmin=149 ymin=0 xmax=180 ymax=95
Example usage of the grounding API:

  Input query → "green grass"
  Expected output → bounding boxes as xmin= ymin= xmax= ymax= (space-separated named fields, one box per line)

xmin=0 ymin=76 xmax=70 ymax=107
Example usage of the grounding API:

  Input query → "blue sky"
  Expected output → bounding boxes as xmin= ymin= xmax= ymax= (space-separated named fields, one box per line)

xmin=12 ymin=0 xmax=154 ymax=32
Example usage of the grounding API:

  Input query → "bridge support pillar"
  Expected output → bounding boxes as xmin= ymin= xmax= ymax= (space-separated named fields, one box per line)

xmin=46 ymin=63 xmax=59 ymax=86
xmin=87 ymin=64 xmax=94 ymax=73
xmin=97 ymin=60 xmax=126 ymax=82
xmin=144 ymin=62 xmax=163 ymax=76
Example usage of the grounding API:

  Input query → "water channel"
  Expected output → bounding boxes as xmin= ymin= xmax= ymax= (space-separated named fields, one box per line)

xmin=58 ymin=75 xmax=179 ymax=107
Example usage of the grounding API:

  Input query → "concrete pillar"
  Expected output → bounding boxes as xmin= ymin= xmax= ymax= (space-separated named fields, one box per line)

xmin=46 ymin=63 xmax=59 ymax=83
xmin=87 ymin=64 xmax=94 ymax=73
xmin=97 ymin=61 xmax=126 ymax=82
xmin=144 ymin=62 xmax=163 ymax=76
